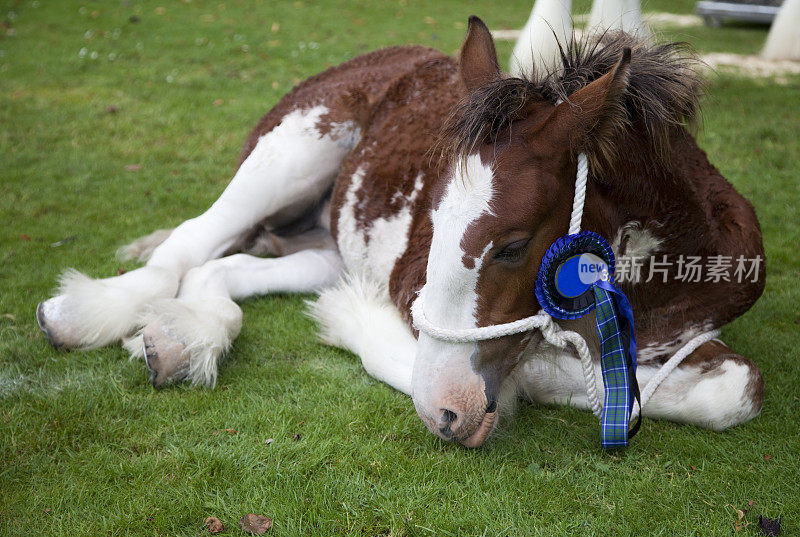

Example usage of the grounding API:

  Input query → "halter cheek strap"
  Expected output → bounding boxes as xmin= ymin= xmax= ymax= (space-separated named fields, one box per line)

xmin=411 ymin=152 xmax=720 ymax=449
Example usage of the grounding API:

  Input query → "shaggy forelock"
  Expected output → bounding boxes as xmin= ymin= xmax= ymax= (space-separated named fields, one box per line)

xmin=441 ymin=32 xmax=705 ymax=169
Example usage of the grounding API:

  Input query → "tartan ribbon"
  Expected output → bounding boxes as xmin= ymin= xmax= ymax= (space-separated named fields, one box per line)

xmin=593 ymin=280 xmax=641 ymax=448
xmin=535 ymin=231 xmax=641 ymax=449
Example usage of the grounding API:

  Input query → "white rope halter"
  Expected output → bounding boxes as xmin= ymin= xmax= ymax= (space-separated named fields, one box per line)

xmin=411 ymin=152 xmax=719 ymax=420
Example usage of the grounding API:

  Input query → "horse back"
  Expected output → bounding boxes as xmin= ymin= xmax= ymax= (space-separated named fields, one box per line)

xmin=239 ymin=46 xmax=447 ymax=165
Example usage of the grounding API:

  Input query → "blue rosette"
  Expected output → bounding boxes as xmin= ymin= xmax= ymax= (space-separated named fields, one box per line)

xmin=534 ymin=230 xmax=642 ymax=448
xmin=535 ymin=231 xmax=616 ymax=320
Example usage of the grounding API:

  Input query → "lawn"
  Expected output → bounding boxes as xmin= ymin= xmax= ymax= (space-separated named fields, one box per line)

xmin=1 ymin=1 xmax=799 ymax=535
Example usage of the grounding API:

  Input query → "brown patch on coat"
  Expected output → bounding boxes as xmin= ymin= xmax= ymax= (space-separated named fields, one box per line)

xmin=330 ymin=54 xmax=462 ymax=321
xmin=239 ymin=45 xmax=445 ymax=165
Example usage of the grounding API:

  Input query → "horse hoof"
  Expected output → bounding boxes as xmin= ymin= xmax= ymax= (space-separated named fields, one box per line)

xmin=142 ymin=321 xmax=189 ymax=388
xmin=36 ymin=300 xmax=68 ymax=350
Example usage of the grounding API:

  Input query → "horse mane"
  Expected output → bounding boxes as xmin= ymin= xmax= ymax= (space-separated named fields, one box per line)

xmin=441 ymin=32 xmax=706 ymax=171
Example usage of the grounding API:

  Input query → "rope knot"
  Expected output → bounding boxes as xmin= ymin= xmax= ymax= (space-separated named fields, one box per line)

xmin=536 ymin=315 xmax=567 ymax=348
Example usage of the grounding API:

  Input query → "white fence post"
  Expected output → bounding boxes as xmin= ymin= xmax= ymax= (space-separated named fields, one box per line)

xmin=762 ymin=0 xmax=800 ymax=61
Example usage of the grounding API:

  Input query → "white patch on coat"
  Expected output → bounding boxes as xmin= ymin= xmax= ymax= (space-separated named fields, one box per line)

xmin=417 ymin=154 xmax=495 ymax=331
xmin=634 ymin=356 xmax=762 ymax=431
xmin=193 ymin=105 xmax=360 ymax=249
xmin=612 ymin=221 xmax=662 ymax=259
xmin=516 ymin=334 xmax=762 ymax=430
xmin=336 ymin=169 xmax=424 ymax=287
xmin=154 ymin=104 xmax=360 ymax=271
xmin=611 ymin=221 xmax=663 ymax=284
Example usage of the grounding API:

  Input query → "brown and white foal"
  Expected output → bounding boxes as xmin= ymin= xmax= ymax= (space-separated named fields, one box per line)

xmin=37 ymin=18 xmax=765 ymax=447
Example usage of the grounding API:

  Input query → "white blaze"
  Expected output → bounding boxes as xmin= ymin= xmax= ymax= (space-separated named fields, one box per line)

xmin=412 ymin=154 xmax=496 ymax=411
xmin=418 ymin=154 xmax=496 ymax=330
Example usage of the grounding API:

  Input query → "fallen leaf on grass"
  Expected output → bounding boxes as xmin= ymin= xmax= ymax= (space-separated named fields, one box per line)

xmin=225 ymin=428 xmax=237 ymax=434
xmin=292 ymin=433 xmax=302 ymax=441
xmin=19 ymin=234 xmax=31 ymax=241
xmin=204 ymin=517 xmax=225 ymax=533
xmin=106 ymin=105 xmax=118 ymax=114
xmin=1 ymin=314 xmax=16 ymax=320
xmin=125 ymin=164 xmax=142 ymax=171
xmin=758 ymin=515 xmax=782 ymax=536
xmin=731 ymin=504 xmax=746 ymax=532
xmin=239 ymin=514 xmax=271 ymax=534
xmin=763 ymin=454 xmax=771 ymax=460
xmin=117 ymin=267 xmax=127 ymax=275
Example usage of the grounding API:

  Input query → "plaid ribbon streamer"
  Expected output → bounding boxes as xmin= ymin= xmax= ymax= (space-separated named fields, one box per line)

xmin=535 ymin=230 xmax=641 ymax=449
xmin=593 ymin=284 xmax=640 ymax=448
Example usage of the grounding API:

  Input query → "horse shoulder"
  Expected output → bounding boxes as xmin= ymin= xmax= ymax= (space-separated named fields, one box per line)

xmin=329 ymin=56 xmax=463 ymax=315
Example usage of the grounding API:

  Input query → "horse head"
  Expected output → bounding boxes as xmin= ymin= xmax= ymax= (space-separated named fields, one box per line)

xmin=411 ymin=17 xmax=635 ymax=447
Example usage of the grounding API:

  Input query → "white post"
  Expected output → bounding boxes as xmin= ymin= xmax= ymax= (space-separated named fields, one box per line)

xmin=510 ymin=0 xmax=573 ymax=76
xmin=587 ymin=0 xmax=649 ymax=37
xmin=762 ymin=0 xmax=800 ymax=61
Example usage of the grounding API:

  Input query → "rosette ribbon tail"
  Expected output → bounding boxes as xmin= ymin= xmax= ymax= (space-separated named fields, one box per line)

xmin=593 ymin=279 xmax=642 ymax=448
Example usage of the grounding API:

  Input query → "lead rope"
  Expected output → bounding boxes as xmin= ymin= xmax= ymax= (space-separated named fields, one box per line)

xmin=568 ymin=154 xmax=604 ymax=418
xmin=411 ymin=151 xmax=720 ymax=425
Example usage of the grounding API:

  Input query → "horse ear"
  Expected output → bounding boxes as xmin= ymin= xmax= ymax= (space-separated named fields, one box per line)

xmin=537 ymin=48 xmax=632 ymax=156
xmin=459 ymin=16 xmax=501 ymax=92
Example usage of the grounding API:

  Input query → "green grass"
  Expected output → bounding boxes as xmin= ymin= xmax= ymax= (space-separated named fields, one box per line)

xmin=1 ymin=1 xmax=799 ymax=535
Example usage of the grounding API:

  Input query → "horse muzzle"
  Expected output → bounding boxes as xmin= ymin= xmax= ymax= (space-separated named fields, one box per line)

xmin=413 ymin=389 xmax=499 ymax=447
xmin=412 ymin=332 xmax=509 ymax=446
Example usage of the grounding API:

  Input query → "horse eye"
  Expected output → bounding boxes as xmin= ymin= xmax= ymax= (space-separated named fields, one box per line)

xmin=494 ymin=238 xmax=531 ymax=262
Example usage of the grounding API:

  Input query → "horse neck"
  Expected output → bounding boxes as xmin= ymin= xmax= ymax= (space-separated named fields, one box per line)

xmin=583 ymin=127 xmax=707 ymax=244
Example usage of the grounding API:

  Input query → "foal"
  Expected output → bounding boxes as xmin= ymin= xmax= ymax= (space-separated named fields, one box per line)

xmin=38 ymin=18 xmax=765 ymax=447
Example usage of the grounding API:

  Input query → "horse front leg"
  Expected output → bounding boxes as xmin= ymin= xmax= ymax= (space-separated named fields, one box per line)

xmin=127 ymin=248 xmax=344 ymax=388
xmin=634 ymin=339 xmax=764 ymax=431
xmin=517 ymin=338 xmax=764 ymax=431
xmin=35 ymin=192 xmax=264 ymax=350
xmin=309 ymin=276 xmax=418 ymax=396
xmin=36 ymin=105 xmax=354 ymax=351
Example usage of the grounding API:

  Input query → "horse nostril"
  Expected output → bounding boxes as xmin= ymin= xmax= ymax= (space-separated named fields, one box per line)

xmin=441 ymin=409 xmax=457 ymax=425
xmin=438 ymin=409 xmax=458 ymax=437
xmin=486 ymin=400 xmax=497 ymax=413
